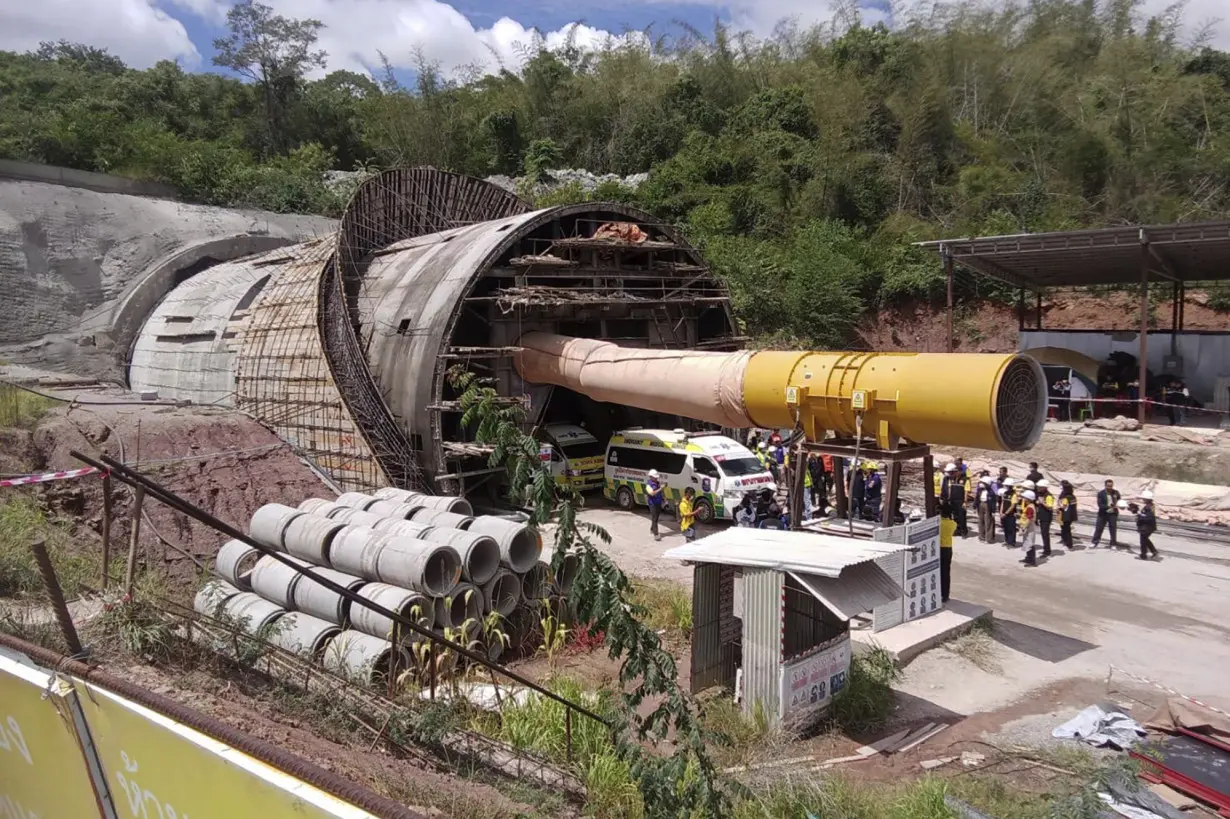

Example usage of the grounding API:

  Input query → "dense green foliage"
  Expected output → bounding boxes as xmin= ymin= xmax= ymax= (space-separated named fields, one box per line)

xmin=4 ymin=0 xmax=1229 ymax=345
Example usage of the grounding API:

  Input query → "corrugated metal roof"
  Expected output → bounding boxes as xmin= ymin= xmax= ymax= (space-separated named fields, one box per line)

xmin=662 ymin=528 xmax=910 ymax=578
xmin=788 ymin=565 xmax=901 ymax=621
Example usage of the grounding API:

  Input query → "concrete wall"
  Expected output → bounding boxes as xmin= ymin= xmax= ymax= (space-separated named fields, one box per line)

xmin=0 ymin=158 xmax=179 ymax=198
xmin=1020 ymin=329 xmax=1230 ymax=403
xmin=0 ymin=177 xmax=334 ymax=380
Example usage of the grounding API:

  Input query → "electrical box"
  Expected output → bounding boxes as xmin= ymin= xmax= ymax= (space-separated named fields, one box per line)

xmin=1162 ymin=355 xmax=1184 ymax=378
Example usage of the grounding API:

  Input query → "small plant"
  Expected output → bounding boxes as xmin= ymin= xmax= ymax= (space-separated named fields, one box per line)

xmin=0 ymin=383 xmax=59 ymax=429
xmin=630 ymin=578 xmax=693 ymax=637
xmin=97 ymin=594 xmax=174 ymax=662
xmin=829 ymin=644 xmax=902 ymax=734
xmin=539 ymin=597 xmax=569 ymax=668
xmin=568 ymin=620 xmax=606 ymax=654
xmin=0 ymin=496 xmax=96 ymax=598
xmin=943 ymin=620 xmax=1002 ymax=674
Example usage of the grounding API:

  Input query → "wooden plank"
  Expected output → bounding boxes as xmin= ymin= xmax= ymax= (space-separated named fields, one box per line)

xmin=1148 ymin=782 xmax=1197 ymax=810
xmin=855 ymin=727 xmax=912 ymax=757
xmin=896 ymin=723 xmax=949 ymax=754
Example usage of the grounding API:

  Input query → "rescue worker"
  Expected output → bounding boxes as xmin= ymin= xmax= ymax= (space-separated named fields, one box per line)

xmin=863 ymin=462 xmax=883 ymax=521
xmin=850 ymin=461 xmax=867 ymax=521
xmin=1092 ymin=478 xmax=1122 ymax=548
xmin=1019 ymin=489 xmax=1039 ymax=566
xmin=999 ymin=479 xmax=1018 ymax=547
xmin=975 ymin=475 xmax=997 ymax=543
xmin=1135 ymin=491 xmax=1158 ymax=560
xmin=679 ymin=486 xmax=698 ymax=542
xmin=939 ymin=501 xmax=956 ymax=602
xmin=646 ymin=469 xmax=665 ymax=541
xmin=784 ymin=449 xmax=813 ymax=520
xmin=940 ymin=462 xmax=972 ymax=537
xmin=754 ymin=487 xmax=784 ymax=529
xmin=734 ymin=492 xmax=756 ymax=527
xmin=1027 ymin=462 xmax=1044 ymax=484
xmin=808 ymin=455 xmax=825 ymax=510
xmin=1036 ymin=479 xmax=1055 ymax=557
xmin=953 ymin=457 xmax=970 ymax=481
xmin=1058 ymin=480 xmax=1078 ymax=549
xmin=755 ymin=441 xmax=771 ymax=471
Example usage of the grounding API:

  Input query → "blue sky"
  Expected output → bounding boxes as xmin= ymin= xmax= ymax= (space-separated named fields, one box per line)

xmin=2 ymin=0 xmax=1222 ymax=80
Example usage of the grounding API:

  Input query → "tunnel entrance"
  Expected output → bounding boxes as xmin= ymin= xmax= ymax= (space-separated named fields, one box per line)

xmin=540 ymin=388 xmax=710 ymax=452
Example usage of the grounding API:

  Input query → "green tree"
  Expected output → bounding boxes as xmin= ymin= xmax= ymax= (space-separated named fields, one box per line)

xmin=212 ymin=0 xmax=327 ymax=155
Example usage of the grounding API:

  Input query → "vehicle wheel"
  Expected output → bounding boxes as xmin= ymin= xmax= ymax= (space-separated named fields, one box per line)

xmin=615 ymin=486 xmax=635 ymax=510
xmin=694 ymin=499 xmax=715 ymax=524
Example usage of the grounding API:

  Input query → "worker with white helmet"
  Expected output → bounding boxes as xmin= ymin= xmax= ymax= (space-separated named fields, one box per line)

xmin=646 ymin=468 xmax=665 ymax=541
xmin=1019 ymin=489 xmax=1040 ymax=566
xmin=940 ymin=462 xmax=972 ymax=538
xmin=999 ymin=477 xmax=1019 ymax=547
xmin=1092 ymin=478 xmax=1122 ymax=548
xmin=1136 ymin=490 xmax=1158 ymax=559
xmin=1035 ymin=479 xmax=1056 ymax=557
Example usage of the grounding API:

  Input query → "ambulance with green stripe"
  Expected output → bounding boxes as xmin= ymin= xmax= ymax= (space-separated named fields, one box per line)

xmin=603 ymin=429 xmax=776 ymax=523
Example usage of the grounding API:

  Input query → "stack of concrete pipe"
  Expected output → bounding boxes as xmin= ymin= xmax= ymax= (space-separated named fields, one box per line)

xmin=195 ymin=490 xmax=569 ymax=678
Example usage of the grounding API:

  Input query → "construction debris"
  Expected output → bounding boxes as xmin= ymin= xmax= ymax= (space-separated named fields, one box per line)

xmin=898 ymin=723 xmax=949 ymax=753
xmin=1052 ymin=703 xmax=1146 ymax=749
xmin=961 ymin=751 xmax=987 ymax=767
xmin=592 ymin=222 xmax=648 ymax=244
xmin=920 ymin=756 xmax=958 ymax=770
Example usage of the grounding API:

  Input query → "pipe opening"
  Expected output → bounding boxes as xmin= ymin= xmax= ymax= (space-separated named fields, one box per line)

xmin=521 ymin=563 xmax=550 ymax=602
xmin=462 ymin=534 xmax=500 ymax=586
xmin=392 ymin=596 xmax=433 ymax=643
xmin=995 ymin=357 xmax=1047 ymax=451
xmin=484 ymin=571 xmax=522 ymax=617
xmin=435 ymin=584 xmax=482 ymax=629
xmin=555 ymin=553 xmax=579 ymax=594
xmin=506 ymin=527 xmax=541 ymax=573
xmin=419 ymin=546 xmax=462 ymax=598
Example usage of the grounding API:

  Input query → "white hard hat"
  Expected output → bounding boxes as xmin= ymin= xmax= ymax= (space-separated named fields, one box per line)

xmin=909 ymin=508 xmax=924 ymax=520
xmin=1021 ymin=490 xmax=1036 ymax=501
xmin=1036 ymin=479 xmax=1049 ymax=489
xmin=998 ymin=487 xmax=1009 ymax=496
xmin=757 ymin=442 xmax=767 ymax=449
xmin=1116 ymin=499 xmax=1128 ymax=509
xmin=648 ymin=469 xmax=660 ymax=479
xmin=944 ymin=463 xmax=957 ymax=472
xmin=1020 ymin=480 xmax=1036 ymax=490
xmin=979 ymin=476 xmax=992 ymax=484
xmin=1003 ymin=478 xmax=1016 ymax=487
xmin=1141 ymin=490 xmax=1154 ymax=500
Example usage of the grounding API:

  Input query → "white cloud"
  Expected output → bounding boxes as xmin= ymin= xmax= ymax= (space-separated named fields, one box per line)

xmin=0 ymin=0 xmax=200 ymax=68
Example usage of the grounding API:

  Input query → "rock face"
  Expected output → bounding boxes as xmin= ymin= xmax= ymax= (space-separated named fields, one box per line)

xmin=0 ymin=177 xmax=334 ymax=379
xmin=484 ymin=168 xmax=648 ymax=196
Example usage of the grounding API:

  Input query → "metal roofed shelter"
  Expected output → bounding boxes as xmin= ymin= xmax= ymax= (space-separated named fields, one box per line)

xmin=664 ymin=528 xmax=908 ymax=730
xmin=918 ymin=222 xmax=1230 ymax=423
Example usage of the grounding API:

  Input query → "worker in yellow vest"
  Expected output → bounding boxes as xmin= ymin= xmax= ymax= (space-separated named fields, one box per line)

xmin=939 ymin=501 xmax=956 ymax=602
xmin=678 ymin=487 xmax=697 ymax=541
xmin=1036 ymin=480 xmax=1055 ymax=557
xmin=784 ymin=450 xmax=814 ymax=520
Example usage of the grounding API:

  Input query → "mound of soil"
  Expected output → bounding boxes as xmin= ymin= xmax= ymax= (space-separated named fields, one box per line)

xmin=29 ymin=404 xmax=335 ymax=595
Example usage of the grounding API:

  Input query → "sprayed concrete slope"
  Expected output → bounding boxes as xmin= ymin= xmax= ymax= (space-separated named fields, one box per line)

xmin=0 ymin=177 xmax=334 ymax=380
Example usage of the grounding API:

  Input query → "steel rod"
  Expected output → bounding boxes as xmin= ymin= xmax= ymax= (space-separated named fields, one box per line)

xmin=29 ymin=538 xmax=84 ymax=656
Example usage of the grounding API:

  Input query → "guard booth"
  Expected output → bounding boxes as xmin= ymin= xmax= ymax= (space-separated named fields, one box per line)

xmin=664 ymin=528 xmax=910 ymax=731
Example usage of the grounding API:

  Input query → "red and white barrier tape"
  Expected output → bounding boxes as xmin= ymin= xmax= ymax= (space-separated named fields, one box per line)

xmin=0 ymin=466 xmax=100 ymax=488
xmin=1107 ymin=664 xmax=1230 ymax=719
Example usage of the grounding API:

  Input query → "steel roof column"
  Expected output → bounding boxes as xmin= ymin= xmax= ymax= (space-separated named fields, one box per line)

xmin=1139 ymin=231 xmax=1150 ymax=425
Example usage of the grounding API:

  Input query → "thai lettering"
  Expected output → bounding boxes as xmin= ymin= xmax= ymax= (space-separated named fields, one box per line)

xmin=0 ymin=792 xmax=39 ymax=819
xmin=113 ymin=752 xmax=189 ymax=819
xmin=0 ymin=716 xmax=32 ymax=765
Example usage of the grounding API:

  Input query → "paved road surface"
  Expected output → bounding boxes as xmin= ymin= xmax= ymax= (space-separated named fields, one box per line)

xmin=579 ymin=503 xmax=1230 ymax=715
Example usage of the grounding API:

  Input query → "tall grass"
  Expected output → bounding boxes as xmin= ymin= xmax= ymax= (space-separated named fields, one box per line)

xmin=0 ymin=495 xmax=95 ymax=598
xmin=630 ymin=579 xmax=693 ymax=637
xmin=0 ymin=383 xmax=59 ymax=429
xmin=830 ymin=645 xmax=902 ymax=734
xmin=732 ymin=776 xmax=952 ymax=819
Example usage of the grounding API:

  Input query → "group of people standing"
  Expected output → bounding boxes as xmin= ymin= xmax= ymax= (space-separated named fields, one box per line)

xmin=939 ymin=459 xmax=1160 ymax=565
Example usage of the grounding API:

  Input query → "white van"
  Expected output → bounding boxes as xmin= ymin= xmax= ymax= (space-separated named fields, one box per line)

xmin=539 ymin=423 xmax=606 ymax=491
xmin=603 ymin=429 xmax=776 ymax=523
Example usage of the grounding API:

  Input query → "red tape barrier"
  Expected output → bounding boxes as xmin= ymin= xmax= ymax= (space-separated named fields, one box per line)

xmin=0 ymin=467 xmax=101 ymax=488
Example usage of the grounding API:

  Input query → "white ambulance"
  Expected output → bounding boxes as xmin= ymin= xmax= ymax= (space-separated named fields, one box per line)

xmin=603 ymin=428 xmax=776 ymax=523
xmin=538 ymin=423 xmax=606 ymax=491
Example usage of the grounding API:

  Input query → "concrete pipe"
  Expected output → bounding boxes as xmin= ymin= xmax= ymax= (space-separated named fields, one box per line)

xmin=364 ymin=499 xmax=422 ymax=520
xmin=219 ymin=593 xmax=286 ymax=635
xmin=249 ymin=554 xmax=310 ymax=608
xmin=434 ymin=583 xmax=482 ymax=630
xmin=467 ymin=516 xmax=541 ymax=574
xmin=521 ymin=561 xmax=551 ymax=602
xmin=327 ymin=526 xmax=392 ymax=577
xmin=335 ymin=492 xmax=378 ymax=509
xmin=424 ymin=528 xmax=500 ymax=586
xmin=409 ymin=507 xmax=473 ymax=530
xmin=281 ymin=513 xmax=347 ymax=565
xmin=194 ymin=579 xmax=242 ymax=616
xmin=554 ymin=552 xmax=580 ymax=595
xmin=481 ymin=569 xmax=522 ymax=618
xmin=327 ymin=507 xmax=386 ymax=528
xmin=350 ymin=582 xmax=432 ymax=642
xmin=374 ymin=537 xmax=462 ymax=598
xmin=215 ymin=539 xmax=260 ymax=591
xmin=373 ymin=487 xmax=417 ymax=503
xmin=372 ymin=518 xmax=434 ymax=539
xmin=418 ymin=495 xmax=473 ymax=516
xmin=249 ymin=503 xmax=304 ymax=551
xmin=267 ymin=612 xmax=340 ymax=660
xmin=505 ymin=604 xmax=540 ymax=653
xmin=290 ymin=566 xmax=366 ymax=625
xmin=324 ymin=630 xmax=412 ymax=686
xmin=297 ymin=498 xmax=336 ymax=515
